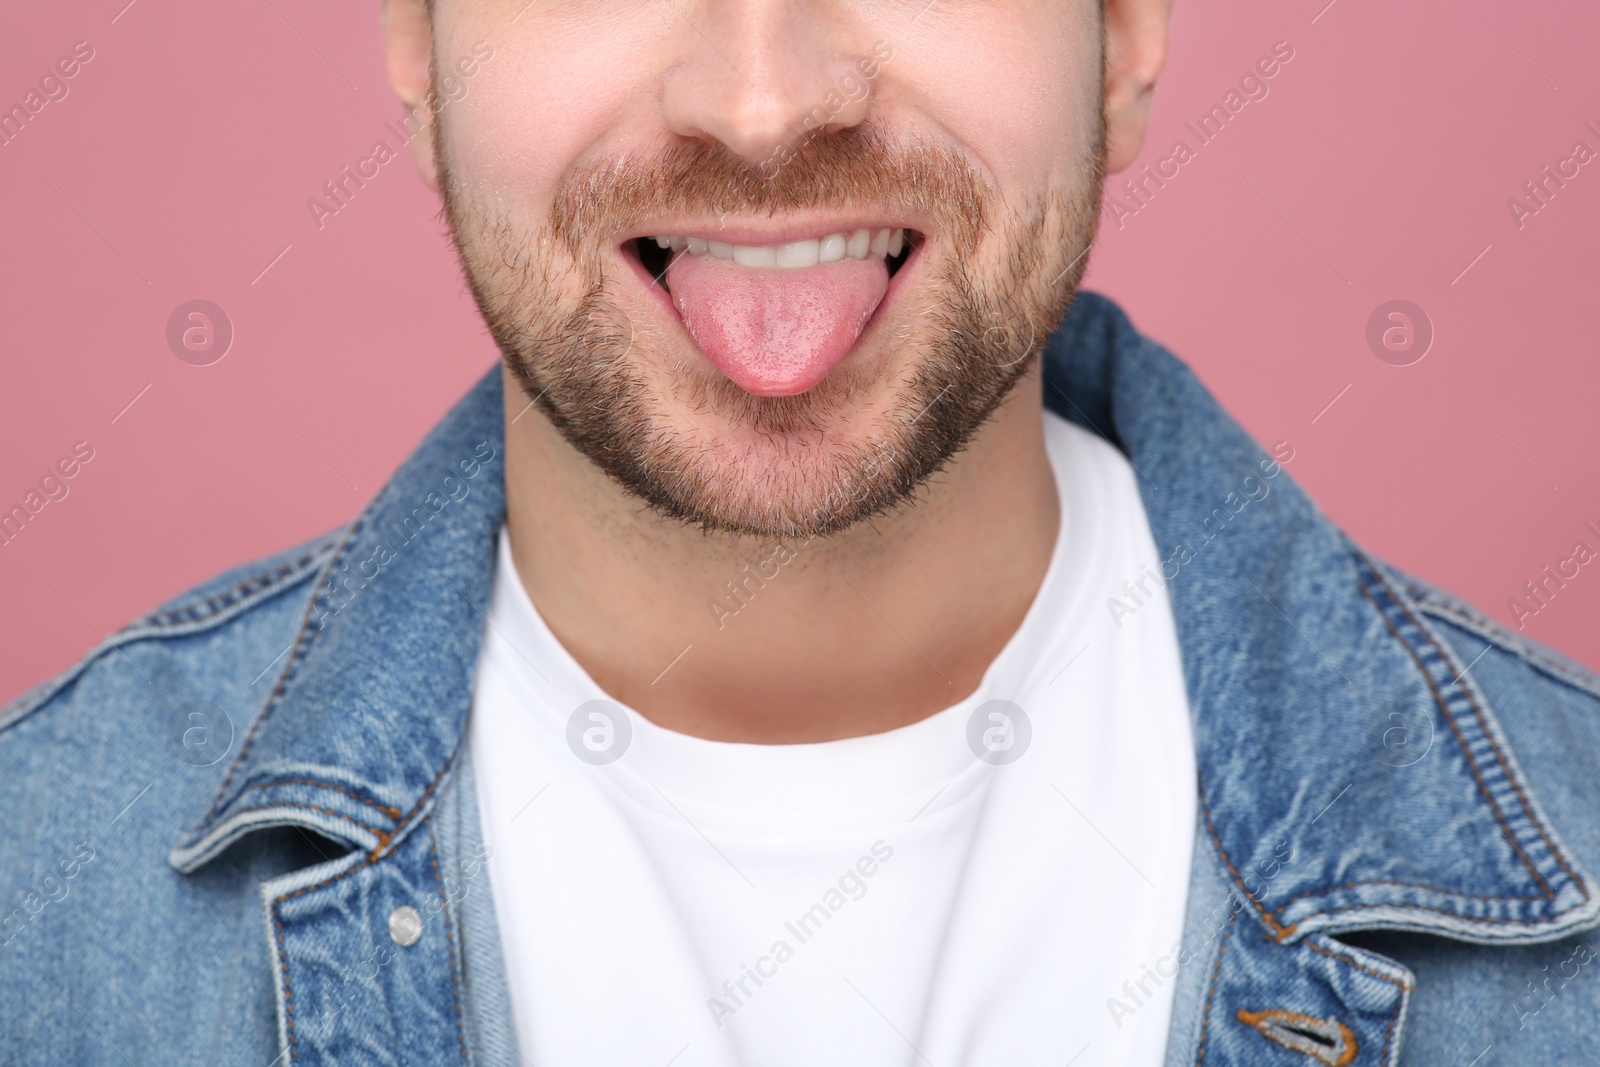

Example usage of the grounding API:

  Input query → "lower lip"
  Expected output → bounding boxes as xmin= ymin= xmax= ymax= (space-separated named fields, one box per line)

xmin=619 ymin=238 xmax=926 ymax=378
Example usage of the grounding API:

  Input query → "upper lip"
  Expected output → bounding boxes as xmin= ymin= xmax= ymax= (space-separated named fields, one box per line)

xmin=624 ymin=215 xmax=926 ymax=248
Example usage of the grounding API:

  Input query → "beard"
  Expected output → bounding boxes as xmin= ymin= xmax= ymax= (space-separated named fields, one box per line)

xmin=436 ymin=119 xmax=1103 ymax=541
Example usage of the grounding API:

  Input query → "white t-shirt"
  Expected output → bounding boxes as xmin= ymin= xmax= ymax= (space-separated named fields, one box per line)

xmin=469 ymin=410 xmax=1196 ymax=1067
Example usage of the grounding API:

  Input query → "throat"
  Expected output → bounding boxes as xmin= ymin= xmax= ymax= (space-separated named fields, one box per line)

xmin=500 ymin=365 xmax=1060 ymax=744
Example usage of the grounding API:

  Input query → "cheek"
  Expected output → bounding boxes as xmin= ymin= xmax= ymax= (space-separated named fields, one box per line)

xmin=441 ymin=62 xmax=583 ymax=198
xmin=436 ymin=24 xmax=662 ymax=209
xmin=889 ymin=11 xmax=1097 ymax=196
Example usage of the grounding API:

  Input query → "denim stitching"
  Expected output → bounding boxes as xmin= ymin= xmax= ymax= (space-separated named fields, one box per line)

xmin=1201 ymin=559 xmax=1575 ymax=939
xmin=1198 ymin=556 xmax=1557 ymax=935
xmin=1410 ymin=594 xmax=1600 ymax=705
xmin=1200 ymin=793 xmax=1294 ymax=939
xmin=1305 ymin=939 xmax=1411 ymax=1067
xmin=376 ymin=750 xmax=458 ymax=861
xmin=1304 ymin=937 xmax=1413 ymax=991
xmin=1368 ymin=559 xmax=1585 ymax=895
xmin=1194 ymin=906 xmax=1239 ymax=1065
xmin=1283 ymin=898 xmax=1571 ymax=927
xmin=272 ymin=852 xmax=379 ymax=1062
xmin=1379 ymin=566 xmax=1578 ymax=887
xmin=1234 ymin=1009 xmax=1357 ymax=1066
xmin=0 ymin=540 xmax=334 ymax=735
xmin=427 ymin=817 xmax=472 ymax=1065
xmin=227 ymin=803 xmax=383 ymax=841
xmin=246 ymin=778 xmax=403 ymax=820
xmin=270 ymin=897 xmax=297 ymax=1061
xmin=1355 ymin=564 xmax=1555 ymax=896
xmin=267 ymin=746 xmax=460 ymax=1061
xmin=1271 ymin=879 xmax=1548 ymax=921
xmin=134 ymin=545 xmax=332 ymax=629
xmin=201 ymin=513 xmax=371 ymax=827
xmin=1381 ymin=994 xmax=1401 ymax=1067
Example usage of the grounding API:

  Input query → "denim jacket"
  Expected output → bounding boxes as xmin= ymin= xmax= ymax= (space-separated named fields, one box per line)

xmin=5 ymin=291 xmax=1600 ymax=1066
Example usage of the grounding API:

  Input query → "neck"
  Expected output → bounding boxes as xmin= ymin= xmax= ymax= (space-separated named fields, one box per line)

xmin=501 ymin=363 xmax=1060 ymax=743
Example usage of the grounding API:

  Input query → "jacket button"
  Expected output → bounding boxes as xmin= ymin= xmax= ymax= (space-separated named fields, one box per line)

xmin=388 ymin=905 xmax=423 ymax=947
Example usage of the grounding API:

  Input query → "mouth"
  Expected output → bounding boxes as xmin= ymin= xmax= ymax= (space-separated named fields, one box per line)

xmin=623 ymin=225 xmax=924 ymax=397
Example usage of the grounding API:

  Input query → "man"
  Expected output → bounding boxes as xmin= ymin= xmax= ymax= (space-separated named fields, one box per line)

xmin=3 ymin=0 xmax=1598 ymax=1063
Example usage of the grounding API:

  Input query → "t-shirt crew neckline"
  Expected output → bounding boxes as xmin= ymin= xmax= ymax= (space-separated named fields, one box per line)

xmin=484 ymin=412 xmax=1108 ymax=833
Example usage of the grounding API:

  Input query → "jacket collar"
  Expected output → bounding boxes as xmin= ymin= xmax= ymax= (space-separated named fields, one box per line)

xmin=173 ymin=292 xmax=1597 ymax=948
xmin=170 ymin=374 xmax=507 ymax=872
xmin=1046 ymin=292 xmax=1596 ymax=945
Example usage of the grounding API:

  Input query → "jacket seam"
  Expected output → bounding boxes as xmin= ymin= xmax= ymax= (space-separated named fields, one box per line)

xmin=1413 ymin=596 xmax=1600 ymax=705
xmin=1304 ymin=937 xmax=1413 ymax=992
xmin=133 ymin=546 xmax=331 ymax=629
xmin=245 ymin=777 xmax=403 ymax=820
xmin=1194 ymin=906 xmax=1238 ymax=1065
xmin=1303 ymin=938 xmax=1410 ymax=1066
xmin=428 ymin=818 xmax=472 ymax=1065
xmin=1196 ymin=548 xmax=1570 ymax=940
xmin=271 ymin=897 xmax=298 ymax=1061
xmin=202 ymin=514 xmax=370 ymax=826
xmin=1200 ymin=792 xmax=1294 ymax=939
xmin=1368 ymin=561 xmax=1585 ymax=895
xmin=1205 ymin=723 xmax=1557 ymax=938
xmin=1355 ymin=567 xmax=1556 ymax=897
xmin=377 ymin=750 xmax=459 ymax=861
xmin=272 ymin=851 xmax=381 ymax=1062
xmin=0 ymin=541 xmax=335 ymax=736
xmin=227 ymin=803 xmax=385 ymax=843
xmin=266 ymin=747 xmax=460 ymax=1062
xmin=1271 ymin=879 xmax=1548 ymax=920
xmin=1286 ymin=899 xmax=1575 ymax=927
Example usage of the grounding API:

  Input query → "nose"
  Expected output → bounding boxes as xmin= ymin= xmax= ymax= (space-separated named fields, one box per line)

xmin=660 ymin=0 xmax=873 ymax=166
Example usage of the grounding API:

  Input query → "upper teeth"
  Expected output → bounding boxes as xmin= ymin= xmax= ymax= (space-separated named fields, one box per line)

xmin=652 ymin=228 xmax=906 ymax=268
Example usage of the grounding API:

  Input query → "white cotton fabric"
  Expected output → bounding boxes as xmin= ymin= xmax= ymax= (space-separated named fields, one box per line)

xmin=469 ymin=409 xmax=1196 ymax=1067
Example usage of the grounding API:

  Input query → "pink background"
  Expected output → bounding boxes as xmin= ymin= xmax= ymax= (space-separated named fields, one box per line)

xmin=2 ymin=0 xmax=1597 ymax=704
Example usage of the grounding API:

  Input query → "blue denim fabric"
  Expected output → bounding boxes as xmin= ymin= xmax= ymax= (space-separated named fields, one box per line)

xmin=4 ymin=291 xmax=1599 ymax=1066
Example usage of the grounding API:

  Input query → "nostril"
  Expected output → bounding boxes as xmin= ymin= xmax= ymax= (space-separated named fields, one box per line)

xmin=660 ymin=68 xmax=875 ymax=170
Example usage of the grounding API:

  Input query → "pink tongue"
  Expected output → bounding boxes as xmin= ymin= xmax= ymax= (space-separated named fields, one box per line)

xmin=667 ymin=252 xmax=889 ymax=396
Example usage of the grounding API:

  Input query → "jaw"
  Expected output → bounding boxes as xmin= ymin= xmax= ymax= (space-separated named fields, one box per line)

xmin=468 ymin=184 xmax=1081 ymax=541
xmin=493 ymin=224 xmax=944 ymax=536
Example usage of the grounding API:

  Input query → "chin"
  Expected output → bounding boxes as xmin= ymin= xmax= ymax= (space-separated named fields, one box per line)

xmin=605 ymin=331 xmax=936 ymax=538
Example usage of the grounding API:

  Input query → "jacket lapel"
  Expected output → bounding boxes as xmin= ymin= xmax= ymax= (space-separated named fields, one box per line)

xmin=169 ymin=291 xmax=1598 ymax=1066
xmin=1043 ymin=292 xmax=1598 ymax=1065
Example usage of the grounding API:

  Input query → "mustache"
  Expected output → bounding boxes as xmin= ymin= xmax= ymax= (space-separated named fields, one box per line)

xmin=546 ymin=124 xmax=993 ymax=258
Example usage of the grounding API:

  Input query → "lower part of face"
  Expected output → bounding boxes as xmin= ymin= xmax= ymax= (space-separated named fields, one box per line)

xmin=436 ymin=54 xmax=1103 ymax=542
